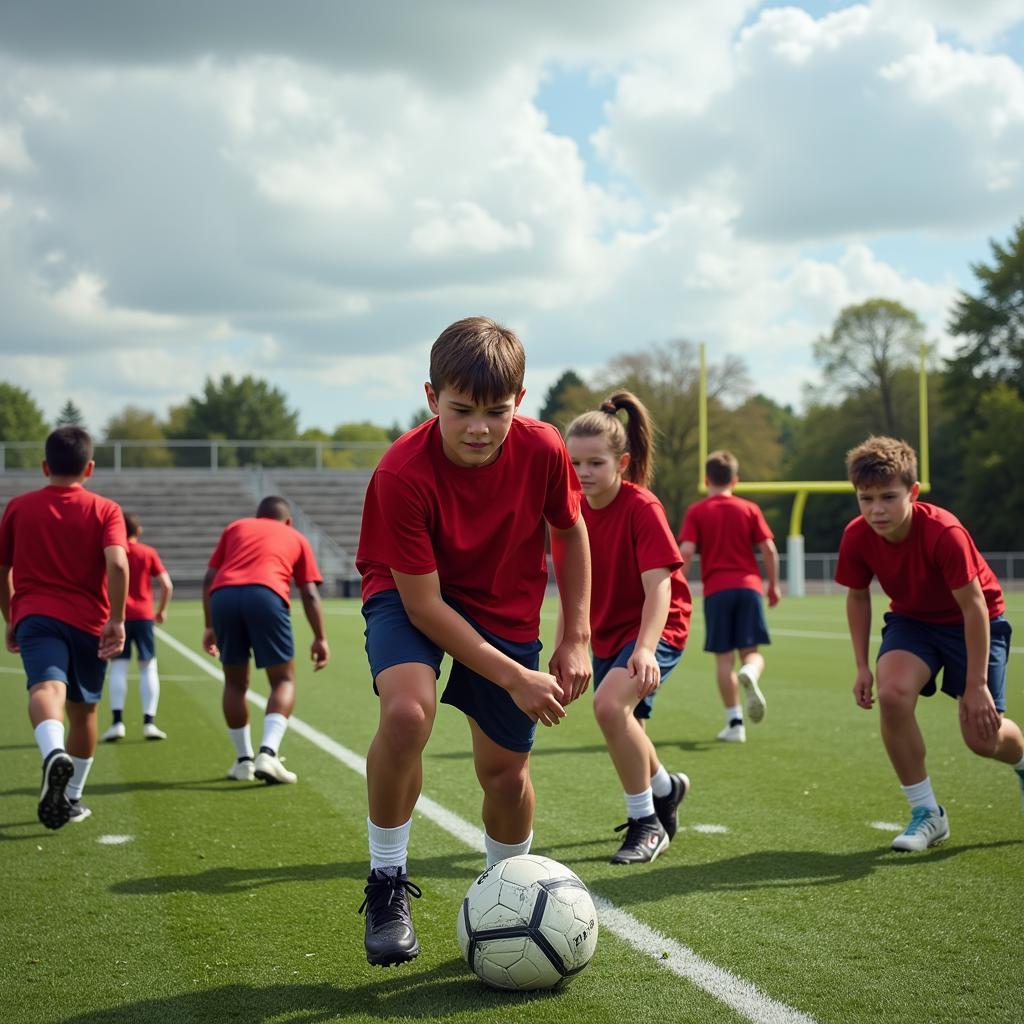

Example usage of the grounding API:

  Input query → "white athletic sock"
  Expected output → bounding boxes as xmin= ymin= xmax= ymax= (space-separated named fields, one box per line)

xmin=900 ymin=776 xmax=940 ymax=813
xmin=260 ymin=712 xmax=288 ymax=755
xmin=138 ymin=659 xmax=160 ymax=717
xmin=368 ymin=817 xmax=412 ymax=871
xmin=625 ymin=787 xmax=656 ymax=820
xmin=650 ymin=764 xmax=673 ymax=798
xmin=34 ymin=720 xmax=65 ymax=760
xmin=484 ymin=831 xmax=533 ymax=868
xmin=108 ymin=659 xmax=129 ymax=712
xmin=228 ymin=724 xmax=253 ymax=760
xmin=725 ymin=704 xmax=743 ymax=724
xmin=66 ymin=756 xmax=94 ymax=801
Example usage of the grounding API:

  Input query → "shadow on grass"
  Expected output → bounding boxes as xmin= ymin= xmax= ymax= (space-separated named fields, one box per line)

xmin=60 ymin=959 xmax=563 ymax=1024
xmin=429 ymin=739 xmax=712 ymax=760
xmin=0 ymin=778 xmax=272 ymax=801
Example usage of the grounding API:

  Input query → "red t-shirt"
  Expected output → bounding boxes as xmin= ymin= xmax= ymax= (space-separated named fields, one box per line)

xmin=125 ymin=540 xmax=167 ymax=621
xmin=677 ymin=494 xmax=773 ymax=597
xmin=357 ymin=415 xmax=581 ymax=642
xmin=582 ymin=481 xmax=691 ymax=659
xmin=835 ymin=502 xmax=1004 ymax=624
xmin=0 ymin=484 xmax=127 ymax=635
xmin=208 ymin=518 xmax=322 ymax=604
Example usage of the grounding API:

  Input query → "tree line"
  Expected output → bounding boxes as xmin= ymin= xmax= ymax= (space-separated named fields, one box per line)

xmin=2 ymin=221 xmax=1021 ymax=550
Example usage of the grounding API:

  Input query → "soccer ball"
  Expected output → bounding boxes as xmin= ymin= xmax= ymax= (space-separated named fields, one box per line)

xmin=456 ymin=854 xmax=599 ymax=991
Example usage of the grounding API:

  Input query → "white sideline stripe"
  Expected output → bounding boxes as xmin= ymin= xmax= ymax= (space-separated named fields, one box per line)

xmin=688 ymin=824 xmax=731 ymax=834
xmin=97 ymin=834 xmax=134 ymax=845
xmin=869 ymin=821 xmax=903 ymax=832
xmin=155 ymin=626 xmax=816 ymax=1024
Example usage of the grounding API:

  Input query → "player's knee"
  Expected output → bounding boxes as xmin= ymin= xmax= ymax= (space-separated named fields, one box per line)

xmin=379 ymin=695 xmax=433 ymax=751
xmin=876 ymin=683 xmax=915 ymax=716
xmin=479 ymin=760 xmax=530 ymax=804
xmin=962 ymin=730 xmax=997 ymax=758
xmin=592 ymin=689 xmax=627 ymax=735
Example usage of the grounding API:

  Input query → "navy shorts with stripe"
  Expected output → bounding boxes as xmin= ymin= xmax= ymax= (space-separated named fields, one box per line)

xmin=592 ymin=638 xmax=684 ymax=721
xmin=15 ymin=615 xmax=108 ymax=703
xmin=703 ymin=587 xmax=770 ymax=653
xmin=878 ymin=612 xmax=1011 ymax=712
xmin=362 ymin=589 xmax=541 ymax=753
xmin=114 ymin=619 xmax=156 ymax=661
xmin=211 ymin=584 xmax=295 ymax=668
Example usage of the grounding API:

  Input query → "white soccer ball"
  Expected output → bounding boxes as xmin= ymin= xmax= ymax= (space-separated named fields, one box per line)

xmin=456 ymin=854 xmax=599 ymax=991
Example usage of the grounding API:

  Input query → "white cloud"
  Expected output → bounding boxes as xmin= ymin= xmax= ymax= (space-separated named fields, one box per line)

xmin=0 ymin=121 xmax=33 ymax=171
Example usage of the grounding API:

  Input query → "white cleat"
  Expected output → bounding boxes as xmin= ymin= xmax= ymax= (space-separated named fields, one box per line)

xmin=143 ymin=722 xmax=167 ymax=741
xmin=226 ymin=758 xmax=256 ymax=781
xmin=891 ymin=806 xmax=949 ymax=852
xmin=254 ymin=751 xmax=297 ymax=785
xmin=101 ymin=722 xmax=126 ymax=742
xmin=738 ymin=665 xmax=766 ymax=723
xmin=717 ymin=722 xmax=746 ymax=743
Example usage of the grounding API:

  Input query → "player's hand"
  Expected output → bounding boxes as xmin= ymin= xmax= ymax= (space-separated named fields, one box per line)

xmin=548 ymin=640 xmax=591 ymax=704
xmin=507 ymin=668 xmax=566 ymax=727
xmin=202 ymin=627 xmax=219 ymax=658
xmin=767 ymin=584 xmax=781 ymax=608
xmin=959 ymin=685 xmax=1001 ymax=740
xmin=310 ymin=637 xmax=330 ymax=671
xmin=852 ymin=666 xmax=874 ymax=709
xmin=5 ymin=621 xmax=18 ymax=654
xmin=627 ymin=645 xmax=661 ymax=699
xmin=155 ymin=611 xmax=166 ymax=624
xmin=98 ymin=619 xmax=126 ymax=660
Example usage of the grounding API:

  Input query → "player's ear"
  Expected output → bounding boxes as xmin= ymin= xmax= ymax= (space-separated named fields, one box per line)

xmin=909 ymin=482 xmax=920 ymax=501
xmin=41 ymin=459 xmax=50 ymax=478
xmin=618 ymin=451 xmax=631 ymax=475
xmin=424 ymin=382 xmax=440 ymax=415
xmin=514 ymin=387 xmax=526 ymax=411
xmin=83 ymin=460 xmax=95 ymax=479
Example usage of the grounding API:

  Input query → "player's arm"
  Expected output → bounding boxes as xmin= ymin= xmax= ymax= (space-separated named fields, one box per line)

xmin=846 ymin=586 xmax=874 ymax=709
xmin=628 ymin=568 xmax=672 ymax=699
xmin=155 ymin=570 xmax=173 ymax=623
xmin=100 ymin=545 xmax=129 ymax=659
xmin=0 ymin=565 xmax=15 ymax=653
xmin=758 ymin=538 xmax=781 ymax=607
xmin=952 ymin=578 xmax=1000 ymax=739
xmin=392 ymin=569 xmax=566 ymax=727
xmin=299 ymin=581 xmax=330 ymax=671
xmin=678 ymin=539 xmax=697 ymax=573
xmin=201 ymin=567 xmax=219 ymax=657
xmin=548 ymin=517 xmax=592 ymax=704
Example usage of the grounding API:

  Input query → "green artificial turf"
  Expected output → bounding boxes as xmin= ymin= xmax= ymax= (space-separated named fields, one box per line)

xmin=1 ymin=594 xmax=1022 ymax=1023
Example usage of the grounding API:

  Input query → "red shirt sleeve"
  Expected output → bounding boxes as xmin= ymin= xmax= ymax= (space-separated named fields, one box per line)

xmin=932 ymin=526 xmax=981 ymax=592
xmin=293 ymin=533 xmax=323 ymax=586
xmin=677 ymin=505 xmax=699 ymax=545
xmin=103 ymin=503 xmax=128 ymax=551
xmin=208 ymin=529 xmax=228 ymax=569
xmin=151 ymin=549 xmax=167 ymax=577
xmin=750 ymin=504 xmax=772 ymax=543
xmin=542 ymin=433 xmax=581 ymax=530
xmin=0 ymin=504 xmax=13 ymax=565
xmin=835 ymin=528 xmax=873 ymax=589
xmin=362 ymin=470 xmax=437 ymax=576
xmin=634 ymin=501 xmax=683 ymax=574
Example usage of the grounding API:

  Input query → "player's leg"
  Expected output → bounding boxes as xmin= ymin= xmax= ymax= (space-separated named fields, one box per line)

xmin=715 ymin=651 xmax=745 ymax=741
xmin=738 ymin=647 xmax=767 ymax=724
xmin=222 ymin=662 xmax=255 ymax=780
xmin=103 ymin=643 xmax=130 ymax=741
xmin=736 ymin=591 xmax=770 ymax=724
xmin=65 ymin=699 xmax=98 ymax=822
xmin=253 ymin=660 xmax=298 ymax=784
xmin=137 ymin=622 xmax=166 ymax=740
xmin=644 ymin=644 xmax=689 ymax=839
xmin=876 ymin=648 xmax=948 ymax=851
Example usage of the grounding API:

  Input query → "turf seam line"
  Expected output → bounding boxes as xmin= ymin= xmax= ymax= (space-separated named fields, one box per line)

xmin=155 ymin=626 xmax=818 ymax=1024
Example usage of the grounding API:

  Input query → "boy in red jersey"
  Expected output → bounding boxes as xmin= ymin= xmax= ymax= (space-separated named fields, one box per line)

xmin=356 ymin=317 xmax=591 ymax=966
xmin=0 ymin=427 xmax=128 ymax=828
xmin=678 ymin=451 xmax=780 ymax=742
xmin=202 ymin=496 xmax=329 ymax=785
xmin=836 ymin=436 xmax=1024 ymax=851
xmin=103 ymin=513 xmax=173 ymax=743
xmin=564 ymin=392 xmax=692 ymax=865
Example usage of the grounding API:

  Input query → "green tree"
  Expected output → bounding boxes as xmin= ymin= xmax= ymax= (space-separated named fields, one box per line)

xmin=103 ymin=406 xmax=173 ymax=468
xmin=0 ymin=381 xmax=48 ymax=468
xmin=813 ymin=299 xmax=928 ymax=436
xmin=328 ymin=422 xmax=391 ymax=469
xmin=538 ymin=370 xmax=587 ymax=426
xmin=56 ymin=399 xmax=86 ymax=430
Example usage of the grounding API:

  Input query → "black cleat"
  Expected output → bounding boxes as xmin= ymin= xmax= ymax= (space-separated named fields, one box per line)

xmin=38 ymin=750 xmax=74 ymax=830
xmin=359 ymin=868 xmax=423 ymax=966
xmin=610 ymin=816 xmax=669 ymax=864
xmin=653 ymin=771 xmax=691 ymax=841
xmin=67 ymin=799 xmax=92 ymax=823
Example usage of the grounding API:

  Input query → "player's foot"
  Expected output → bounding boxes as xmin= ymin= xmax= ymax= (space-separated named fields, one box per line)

xmin=891 ymin=806 xmax=949 ymax=852
xmin=226 ymin=757 xmax=255 ymax=781
xmin=254 ymin=750 xmax=297 ymax=785
xmin=67 ymin=799 xmax=92 ymax=823
xmin=610 ymin=816 xmax=669 ymax=864
xmin=143 ymin=722 xmax=167 ymax=741
xmin=653 ymin=772 xmax=690 ymax=841
xmin=717 ymin=719 xmax=746 ymax=743
xmin=360 ymin=868 xmax=422 ymax=966
xmin=38 ymin=750 xmax=74 ymax=830
xmin=101 ymin=722 xmax=126 ymax=742
xmin=738 ymin=665 xmax=766 ymax=723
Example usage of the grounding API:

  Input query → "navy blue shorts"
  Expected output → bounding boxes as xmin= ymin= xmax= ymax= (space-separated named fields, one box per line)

xmin=878 ymin=613 xmax=1011 ymax=712
xmin=211 ymin=585 xmax=295 ymax=668
xmin=592 ymin=638 xmax=684 ymax=720
xmin=703 ymin=588 xmax=770 ymax=653
xmin=15 ymin=615 xmax=107 ymax=704
xmin=114 ymin=620 xmax=156 ymax=661
xmin=362 ymin=589 xmax=541 ymax=753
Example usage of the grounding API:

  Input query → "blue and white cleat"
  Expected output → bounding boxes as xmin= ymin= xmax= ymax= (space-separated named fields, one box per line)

xmin=891 ymin=806 xmax=949 ymax=852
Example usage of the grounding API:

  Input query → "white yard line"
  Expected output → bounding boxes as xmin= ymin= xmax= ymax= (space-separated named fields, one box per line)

xmin=156 ymin=626 xmax=816 ymax=1024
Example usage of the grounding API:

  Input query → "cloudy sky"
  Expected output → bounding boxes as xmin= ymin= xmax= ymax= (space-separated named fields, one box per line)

xmin=1 ymin=1 xmax=1022 ymax=434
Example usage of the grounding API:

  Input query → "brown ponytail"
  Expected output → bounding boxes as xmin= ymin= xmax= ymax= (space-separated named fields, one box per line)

xmin=565 ymin=389 xmax=655 ymax=488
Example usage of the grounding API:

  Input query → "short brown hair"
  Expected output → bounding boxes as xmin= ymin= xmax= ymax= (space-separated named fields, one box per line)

xmin=124 ymin=512 xmax=142 ymax=538
xmin=257 ymin=495 xmax=291 ymax=521
xmin=429 ymin=317 xmax=525 ymax=404
xmin=845 ymin=436 xmax=918 ymax=489
xmin=706 ymin=450 xmax=738 ymax=487
xmin=45 ymin=426 xmax=92 ymax=476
